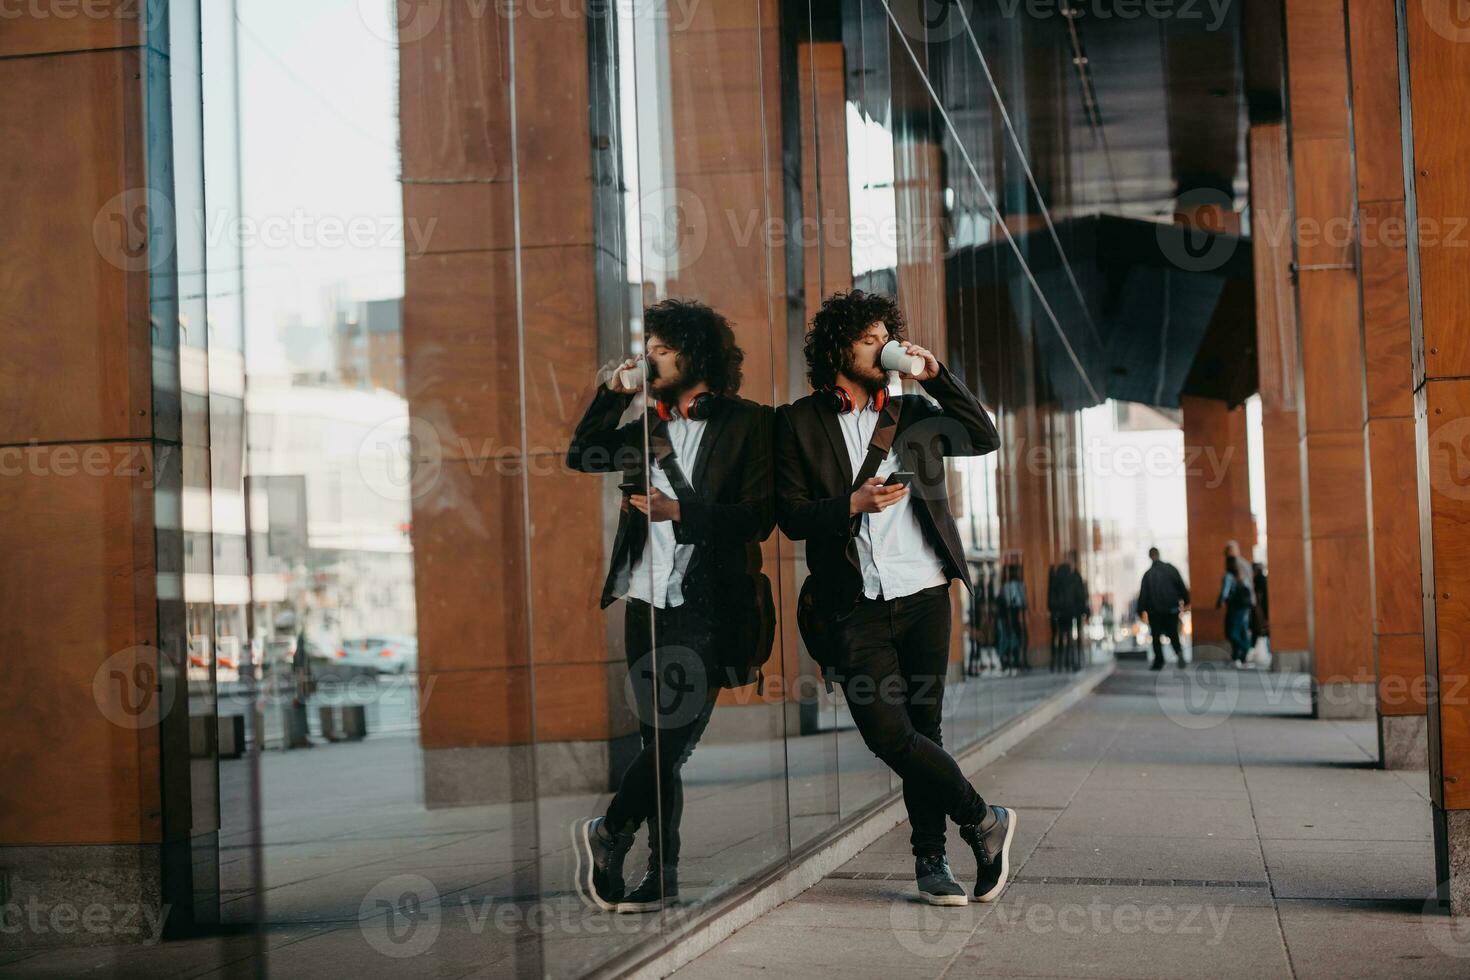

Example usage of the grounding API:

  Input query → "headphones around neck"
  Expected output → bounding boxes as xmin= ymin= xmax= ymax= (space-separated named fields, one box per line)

xmin=656 ymin=391 xmax=716 ymax=421
xmin=820 ymin=384 xmax=888 ymax=415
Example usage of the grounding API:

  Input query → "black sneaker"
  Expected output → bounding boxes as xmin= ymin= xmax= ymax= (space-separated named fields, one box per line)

xmin=1149 ymin=660 xmax=1164 ymax=671
xmin=960 ymin=806 xmax=1017 ymax=903
xmin=616 ymin=864 xmax=677 ymax=914
xmin=915 ymin=853 xmax=968 ymax=907
xmin=574 ymin=817 xmax=634 ymax=912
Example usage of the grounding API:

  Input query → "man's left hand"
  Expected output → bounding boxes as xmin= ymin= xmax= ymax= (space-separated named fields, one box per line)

xmin=630 ymin=487 xmax=681 ymax=523
xmin=900 ymin=340 xmax=940 ymax=381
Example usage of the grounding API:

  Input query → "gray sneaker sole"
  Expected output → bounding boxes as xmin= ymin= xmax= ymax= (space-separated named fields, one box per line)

xmin=975 ymin=808 xmax=1017 ymax=903
xmin=575 ymin=819 xmax=618 ymax=913
xmin=921 ymin=890 xmax=970 ymax=907
xmin=614 ymin=895 xmax=670 ymax=914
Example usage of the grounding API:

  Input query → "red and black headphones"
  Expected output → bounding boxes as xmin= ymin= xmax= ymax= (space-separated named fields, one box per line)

xmin=819 ymin=384 xmax=888 ymax=415
xmin=655 ymin=391 xmax=717 ymax=421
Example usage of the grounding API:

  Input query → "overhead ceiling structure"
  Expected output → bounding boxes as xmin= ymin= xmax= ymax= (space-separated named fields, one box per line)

xmin=935 ymin=0 xmax=1260 ymax=412
xmin=951 ymin=214 xmax=1255 ymax=412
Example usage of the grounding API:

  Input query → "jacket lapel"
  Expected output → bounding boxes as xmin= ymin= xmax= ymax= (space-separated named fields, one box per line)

xmin=816 ymin=404 xmax=854 ymax=490
xmin=689 ymin=399 xmax=733 ymax=492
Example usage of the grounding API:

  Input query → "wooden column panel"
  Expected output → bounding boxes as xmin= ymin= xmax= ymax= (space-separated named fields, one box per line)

xmin=663 ymin=6 xmax=789 ymax=710
xmin=0 ymin=33 xmax=174 ymax=859
xmin=1284 ymin=0 xmax=1377 ymax=702
xmin=1181 ymin=396 xmax=1255 ymax=651
xmin=0 ymin=0 xmax=139 ymax=58
xmin=1403 ymin=2 xmax=1470 ymax=856
xmin=1403 ymin=3 xmax=1470 ymax=385
xmin=798 ymin=43 xmax=853 ymax=303
xmin=663 ymin=3 xmax=785 ymax=407
xmin=399 ymin=6 xmax=605 ymax=760
xmin=1248 ymin=124 xmax=1311 ymax=660
xmin=0 ymin=49 xmax=152 ymax=446
xmin=1347 ymin=0 xmax=1424 ymax=727
xmin=1262 ymin=407 xmax=1311 ymax=654
xmin=998 ymin=403 xmax=1060 ymax=665
xmin=0 ymin=446 xmax=162 ymax=844
xmin=895 ymin=139 xmax=946 ymax=353
xmin=1422 ymin=380 xmax=1470 ymax=807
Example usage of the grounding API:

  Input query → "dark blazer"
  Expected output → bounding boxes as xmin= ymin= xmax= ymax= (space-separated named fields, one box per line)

xmin=567 ymin=385 xmax=775 ymax=614
xmin=1138 ymin=560 xmax=1190 ymax=618
xmin=774 ymin=363 xmax=1000 ymax=613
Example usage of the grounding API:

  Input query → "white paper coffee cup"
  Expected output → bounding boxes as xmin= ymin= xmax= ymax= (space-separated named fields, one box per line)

xmin=618 ymin=361 xmax=646 ymax=390
xmin=880 ymin=340 xmax=925 ymax=376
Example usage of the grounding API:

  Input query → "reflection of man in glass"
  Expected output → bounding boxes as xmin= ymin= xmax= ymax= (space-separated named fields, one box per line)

xmin=774 ymin=289 xmax=1016 ymax=907
xmin=568 ymin=299 xmax=774 ymax=913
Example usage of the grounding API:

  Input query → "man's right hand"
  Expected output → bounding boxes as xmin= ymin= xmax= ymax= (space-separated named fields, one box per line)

xmin=850 ymin=477 xmax=907 ymax=515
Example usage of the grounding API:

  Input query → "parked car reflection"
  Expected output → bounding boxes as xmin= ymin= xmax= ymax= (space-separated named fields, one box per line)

xmin=338 ymin=635 xmax=418 ymax=675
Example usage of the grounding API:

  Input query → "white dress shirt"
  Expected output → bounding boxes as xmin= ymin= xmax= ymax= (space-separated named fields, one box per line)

xmin=836 ymin=398 xmax=949 ymax=601
xmin=625 ymin=415 xmax=706 ymax=608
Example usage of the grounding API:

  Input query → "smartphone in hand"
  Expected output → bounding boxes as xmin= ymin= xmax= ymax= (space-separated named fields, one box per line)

xmin=884 ymin=471 xmax=914 ymax=488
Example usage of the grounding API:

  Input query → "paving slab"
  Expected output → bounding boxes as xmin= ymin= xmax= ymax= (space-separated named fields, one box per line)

xmin=1275 ymin=898 xmax=1470 ymax=979
xmin=673 ymin=664 xmax=1456 ymax=980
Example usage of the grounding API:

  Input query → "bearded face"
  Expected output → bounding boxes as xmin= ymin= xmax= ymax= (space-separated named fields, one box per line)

xmin=843 ymin=320 xmax=891 ymax=393
xmin=645 ymin=334 xmax=692 ymax=398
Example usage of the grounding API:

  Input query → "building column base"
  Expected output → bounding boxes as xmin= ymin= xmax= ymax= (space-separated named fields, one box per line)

xmin=1433 ymin=808 xmax=1470 ymax=916
xmin=1314 ymin=680 xmax=1377 ymax=719
xmin=421 ymin=736 xmax=640 ymax=807
xmin=1378 ymin=714 xmax=1429 ymax=770
xmin=1189 ymin=641 xmax=1231 ymax=663
xmin=1271 ymin=649 xmax=1310 ymax=673
xmin=0 ymin=842 xmax=175 ymax=948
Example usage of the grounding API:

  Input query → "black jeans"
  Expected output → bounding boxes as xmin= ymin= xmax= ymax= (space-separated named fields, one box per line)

xmin=604 ymin=599 xmax=720 ymax=870
xmin=829 ymin=584 xmax=988 ymax=856
xmin=1150 ymin=611 xmax=1183 ymax=665
xmin=1225 ymin=607 xmax=1252 ymax=661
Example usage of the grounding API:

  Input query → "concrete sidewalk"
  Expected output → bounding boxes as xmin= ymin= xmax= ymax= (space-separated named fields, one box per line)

xmin=671 ymin=662 xmax=1470 ymax=979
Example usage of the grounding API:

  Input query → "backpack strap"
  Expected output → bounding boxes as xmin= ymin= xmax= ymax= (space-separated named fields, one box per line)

xmin=647 ymin=417 xmax=698 ymax=501
xmin=849 ymin=397 xmax=902 ymax=491
xmin=846 ymin=397 xmax=902 ymax=534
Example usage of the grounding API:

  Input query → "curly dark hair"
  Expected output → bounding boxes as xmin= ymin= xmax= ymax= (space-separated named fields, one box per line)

xmin=643 ymin=298 xmax=744 ymax=396
xmin=803 ymin=289 xmax=906 ymax=389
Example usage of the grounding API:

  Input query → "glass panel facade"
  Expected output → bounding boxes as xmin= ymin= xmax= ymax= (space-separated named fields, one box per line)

xmin=2 ymin=0 xmax=1127 ymax=973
